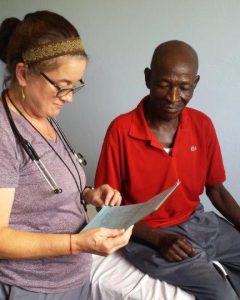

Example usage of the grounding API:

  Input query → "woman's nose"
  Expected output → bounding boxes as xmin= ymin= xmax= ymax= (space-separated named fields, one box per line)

xmin=59 ymin=92 xmax=73 ymax=103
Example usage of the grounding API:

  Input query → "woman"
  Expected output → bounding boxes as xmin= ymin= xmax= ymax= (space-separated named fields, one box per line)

xmin=0 ymin=10 xmax=132 ymax=299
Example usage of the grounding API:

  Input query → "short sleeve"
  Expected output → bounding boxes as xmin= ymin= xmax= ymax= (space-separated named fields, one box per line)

xmin=95 ymin=120 xmax=123 ymax=191
xmin=205 ymin=121 xmax=226 ymax=187
xmin=0 ymin=130 xmax=20 ymax=187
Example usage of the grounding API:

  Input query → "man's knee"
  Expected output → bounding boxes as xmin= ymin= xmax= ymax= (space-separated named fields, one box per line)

xmin=195 ymin=277 xmax=238 ymax=300
xmin=156 ymin=267 xmax=238 ymax=300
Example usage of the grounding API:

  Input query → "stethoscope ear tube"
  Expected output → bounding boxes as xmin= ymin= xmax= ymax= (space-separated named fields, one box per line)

xmin=34 ymin=159 xmax=63 ymax=193
xmin=20 ymin=140 xmax=63 ymax=193
xmin=21 ymin=139 xmax=40 ymax=161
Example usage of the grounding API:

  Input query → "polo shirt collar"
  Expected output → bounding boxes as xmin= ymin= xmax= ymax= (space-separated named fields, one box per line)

xmin=129 ymin=96 xmax=152 ymax=141
xmin=129 ymin=95 xmax=189 ymax=148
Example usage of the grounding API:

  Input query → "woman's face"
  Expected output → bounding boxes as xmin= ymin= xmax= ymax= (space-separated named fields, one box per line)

xmin=23 ymin=56 xmax=87 ymax=119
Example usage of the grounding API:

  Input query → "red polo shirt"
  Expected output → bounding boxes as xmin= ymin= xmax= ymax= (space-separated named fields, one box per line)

xmin=95 ymin=97 xmax=226 ymax=228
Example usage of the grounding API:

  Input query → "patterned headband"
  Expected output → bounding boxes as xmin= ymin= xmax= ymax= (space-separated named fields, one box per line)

xmin=22 ymin=37 xmax=85 ymax=64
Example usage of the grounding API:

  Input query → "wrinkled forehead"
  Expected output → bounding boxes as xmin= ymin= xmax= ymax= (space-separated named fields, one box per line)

xmin=151 ymin=53 xmax=198 ymax=78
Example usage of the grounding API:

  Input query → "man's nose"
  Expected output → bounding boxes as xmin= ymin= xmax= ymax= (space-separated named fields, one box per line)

xmin=166 ymin=87 xmax=181 ymax=103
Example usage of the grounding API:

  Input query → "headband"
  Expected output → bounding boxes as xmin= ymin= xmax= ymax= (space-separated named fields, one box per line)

xmin=22 ymin=37 xmax=85 ymax=64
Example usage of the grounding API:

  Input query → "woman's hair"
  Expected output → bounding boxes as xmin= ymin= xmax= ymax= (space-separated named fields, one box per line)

xmin=0 ymin=10 xmax=88 ymax=87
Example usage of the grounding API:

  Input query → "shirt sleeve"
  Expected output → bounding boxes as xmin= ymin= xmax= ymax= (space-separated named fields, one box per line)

xmin=205 ymin=120 xmax=226 ymax=187
xmin=0 ymin=130 xmax=20 ymax=187
xmin=95 ymin=123 xmax=122 ymax=191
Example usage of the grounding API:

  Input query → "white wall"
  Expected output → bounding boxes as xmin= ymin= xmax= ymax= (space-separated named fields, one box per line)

xmin=1 ymin=0 xmax=240 ymax=213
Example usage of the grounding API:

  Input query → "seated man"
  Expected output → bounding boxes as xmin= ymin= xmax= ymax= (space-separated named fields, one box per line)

xmin=95 ymin=40 xmax=240 ymax=300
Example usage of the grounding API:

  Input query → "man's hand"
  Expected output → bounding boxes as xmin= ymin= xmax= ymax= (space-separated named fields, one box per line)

xmin=157 ymin=232 xmax=196 ymax=262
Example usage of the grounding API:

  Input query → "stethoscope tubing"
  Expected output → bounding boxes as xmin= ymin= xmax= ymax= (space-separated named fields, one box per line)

xmin=50 ymin=117 xmax=87 ymax=166
xmin=1 ymin=89 xmax=86 ymax=194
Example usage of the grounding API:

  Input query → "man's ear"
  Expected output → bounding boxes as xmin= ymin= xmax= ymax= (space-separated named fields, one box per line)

xmin=194 ymin=75 xmax=200 ymax=88
xmin=15 ymin=63 xmax=27 ymax=87
xmin=144 ymin=67 xmax=151 ymax=89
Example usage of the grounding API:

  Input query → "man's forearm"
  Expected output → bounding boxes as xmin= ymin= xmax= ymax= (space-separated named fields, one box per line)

xmin=207 ymin=184 xmax=240 ymax=229
xmin=133 ymin=222 xmax=165 ymax=248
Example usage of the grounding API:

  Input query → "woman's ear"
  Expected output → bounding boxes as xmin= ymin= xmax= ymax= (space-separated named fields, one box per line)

xmin=15 ymin=63 xmax=27 ymax=87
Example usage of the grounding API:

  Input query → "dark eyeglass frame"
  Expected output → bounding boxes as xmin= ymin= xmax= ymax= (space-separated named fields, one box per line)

xmin=40 ymin=72 xmax=85 ymax=97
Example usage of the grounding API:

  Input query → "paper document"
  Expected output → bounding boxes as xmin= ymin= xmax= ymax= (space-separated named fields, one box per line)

xmin=83 ymin=180 xmax=180 ymax=231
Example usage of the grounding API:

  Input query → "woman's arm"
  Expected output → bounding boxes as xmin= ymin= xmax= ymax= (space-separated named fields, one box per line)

xmin=0 ymin=188 xmax=132 ymax=259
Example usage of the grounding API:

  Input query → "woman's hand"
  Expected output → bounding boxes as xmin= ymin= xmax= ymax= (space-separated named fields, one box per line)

xmin=82 ymin=184 xmax=122 ymax=208
xmin=72 ymin=226 xmax=133 ymax=256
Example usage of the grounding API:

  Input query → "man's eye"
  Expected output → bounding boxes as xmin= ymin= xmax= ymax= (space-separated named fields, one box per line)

xmin=181 ymin=85 xmax=192 ymax=91
xmin=155 ymin=82 xmax=169 ymax=88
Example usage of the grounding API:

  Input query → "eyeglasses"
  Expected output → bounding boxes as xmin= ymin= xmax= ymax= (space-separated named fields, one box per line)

xmin=40 ymin=72 xmax=85 ymax=97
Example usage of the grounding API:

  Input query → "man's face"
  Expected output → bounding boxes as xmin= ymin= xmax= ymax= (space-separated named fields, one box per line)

xmin=145 ymin=60 xmax=199 ymax=121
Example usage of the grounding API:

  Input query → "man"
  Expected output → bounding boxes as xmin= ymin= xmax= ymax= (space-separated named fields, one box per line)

xmin=95 ymin=40 xmax=240 ymax=299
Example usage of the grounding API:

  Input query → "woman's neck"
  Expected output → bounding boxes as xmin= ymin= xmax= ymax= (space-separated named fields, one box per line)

xmin=6 ymin=88 xmax=56 ymax=141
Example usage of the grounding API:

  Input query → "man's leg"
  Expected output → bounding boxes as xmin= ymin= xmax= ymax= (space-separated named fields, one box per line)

xmin=123 ymin=239 xmax=238 ymax=300
xmin=214 ymin=216 xmax=240 ymax=297
xmin=123 ymin=207 xmax=239 ymax=300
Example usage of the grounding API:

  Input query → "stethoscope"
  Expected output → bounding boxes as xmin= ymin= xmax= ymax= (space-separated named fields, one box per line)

xmin=1 ymin=89 xmax=87 ymax=194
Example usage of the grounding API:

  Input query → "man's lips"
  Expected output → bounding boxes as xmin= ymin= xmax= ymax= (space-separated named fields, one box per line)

xmin=162 ymin=105 xmax=183 ymax=112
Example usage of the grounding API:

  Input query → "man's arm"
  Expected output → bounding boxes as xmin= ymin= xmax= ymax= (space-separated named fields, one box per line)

xmin=206 ymin=183 xmax=240 ymax=230
xmin=132 ymin=222 xmax=196 ymax=262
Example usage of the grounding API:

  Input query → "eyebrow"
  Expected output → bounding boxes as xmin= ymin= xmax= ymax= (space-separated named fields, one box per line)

xmin=57 ymin=79 xmax=74 ymax=85
xmin=56 ymin=78 xmax=83 ymax=87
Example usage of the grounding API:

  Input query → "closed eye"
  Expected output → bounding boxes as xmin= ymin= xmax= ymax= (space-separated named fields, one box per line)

xmin=180 ymin=84 xmax=192 ymax=91
xmin=154 ymin=81 xmax=170 ymax=88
